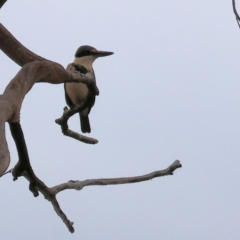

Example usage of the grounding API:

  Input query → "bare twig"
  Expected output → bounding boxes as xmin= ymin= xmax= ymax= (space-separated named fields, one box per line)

xmin=233 ymin=0 xmax=240 ymax=28
xmin=51 ymin=198 xmax=74 ymax=233
xmin=22 ymin=171 xmax=74 ymax=233
xmin=55 ymin=107 xmax=98 ymax=144
xmin=51 ymin=160 xmax=182 ymax=194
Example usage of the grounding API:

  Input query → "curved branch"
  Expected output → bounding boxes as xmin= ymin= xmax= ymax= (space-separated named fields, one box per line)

xmin=0 ymin=61 xmax=94 ymax=176
xmin=55 ymin=107 xmax=98 ymax=144
xmin=232 ymin=0 xmax=240 ymax=28
xmin=0 ymin=24 xmax=46 ymax=66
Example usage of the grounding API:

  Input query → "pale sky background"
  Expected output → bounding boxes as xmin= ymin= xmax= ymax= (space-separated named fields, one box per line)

xmin=0 ymin=1 xmax=240 ymax=239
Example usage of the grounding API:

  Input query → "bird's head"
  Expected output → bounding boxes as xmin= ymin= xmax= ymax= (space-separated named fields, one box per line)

xmin=74 ymin=45 xmax=113 ymax=71
xmin=75 ymin=45 xmax=113 ymax=59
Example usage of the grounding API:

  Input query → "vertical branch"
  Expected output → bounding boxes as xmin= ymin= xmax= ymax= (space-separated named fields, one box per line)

xmin=9 ymin=122 xmax=39 ymax=197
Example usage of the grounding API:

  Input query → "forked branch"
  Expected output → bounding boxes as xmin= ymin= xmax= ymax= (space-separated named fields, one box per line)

xmin=22 ymin=160 xmax=182 ymax=233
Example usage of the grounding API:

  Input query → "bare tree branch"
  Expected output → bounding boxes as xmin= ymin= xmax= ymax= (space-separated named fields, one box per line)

xmin=51 ymin=160 xmax=182 ymax=194
xmin=0 ymin=24 xmax=46 ymax=66
xmin=232 ymin=0 xmax=240 ymax=28
xmin=21 ymin=171 xmax=74 ymax=232
xmin=55 ymin=107 xmax=98 ymax=144
xmin=51 ymin=198 xmax=74 ymax=233
xmin=20 ymin=160 xmax=181 ymax=233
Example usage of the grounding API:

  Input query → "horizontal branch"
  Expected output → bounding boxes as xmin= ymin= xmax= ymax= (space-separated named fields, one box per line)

xmin=51 ymin=160 xmax=182 ymax=194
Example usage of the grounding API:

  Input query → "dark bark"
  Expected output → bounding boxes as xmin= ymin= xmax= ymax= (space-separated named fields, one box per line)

xmin=9 ymin=122 xmax=38 ymax=196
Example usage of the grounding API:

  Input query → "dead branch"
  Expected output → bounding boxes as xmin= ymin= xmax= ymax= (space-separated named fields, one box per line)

xmin=21 ymin=160 xmax=181 ymax=233
xmin=232 ymin=0 xmax=240 ymax=28
xmin=51 ymin=160 xmax=182 ymax=194
xmin=55 ymin=107 xmax=98 ymax=144
xmin=0 ymin=24 xmax=46 ymax=66
xmin=21 ymin=171 xmax=74 ymax=232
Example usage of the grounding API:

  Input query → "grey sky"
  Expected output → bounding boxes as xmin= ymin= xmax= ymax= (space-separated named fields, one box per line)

xmin=1 ymin=1 xmax=240 ymax=239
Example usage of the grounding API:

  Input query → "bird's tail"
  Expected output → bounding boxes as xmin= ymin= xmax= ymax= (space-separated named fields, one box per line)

xmin=80 ymin=113 xmax=91 ymax=133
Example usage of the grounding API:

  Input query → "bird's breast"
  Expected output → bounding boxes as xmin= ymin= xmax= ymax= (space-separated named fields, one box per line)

xmin=65 ymin=82 xmax=89 ymax=107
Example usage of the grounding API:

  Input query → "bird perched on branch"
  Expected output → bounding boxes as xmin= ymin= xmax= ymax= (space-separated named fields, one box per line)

xmin=64 ymin=45 xmax=113 ymax=133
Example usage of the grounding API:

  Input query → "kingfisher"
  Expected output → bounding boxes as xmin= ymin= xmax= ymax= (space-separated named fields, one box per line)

xmin=64 ymin=45 xmax=113 ymax=133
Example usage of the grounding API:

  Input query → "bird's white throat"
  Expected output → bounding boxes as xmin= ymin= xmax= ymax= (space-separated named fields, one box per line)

xmin=74 ymin=56 xmax=96 ymax=72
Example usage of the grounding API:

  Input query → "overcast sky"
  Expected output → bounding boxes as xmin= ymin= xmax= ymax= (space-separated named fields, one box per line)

xmin=1 ymin=1 xmax=240 ymax=239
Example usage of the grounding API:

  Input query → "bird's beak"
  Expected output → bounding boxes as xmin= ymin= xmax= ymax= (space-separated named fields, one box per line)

xmin=91 ymin=50 xmax=114 ymax=57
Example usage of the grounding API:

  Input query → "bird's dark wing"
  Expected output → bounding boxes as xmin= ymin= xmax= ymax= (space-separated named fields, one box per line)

xmin=86 ymin=69 xmax=96 ymax=114
xmin=72 ymin=63 xmax=88 ymax=74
